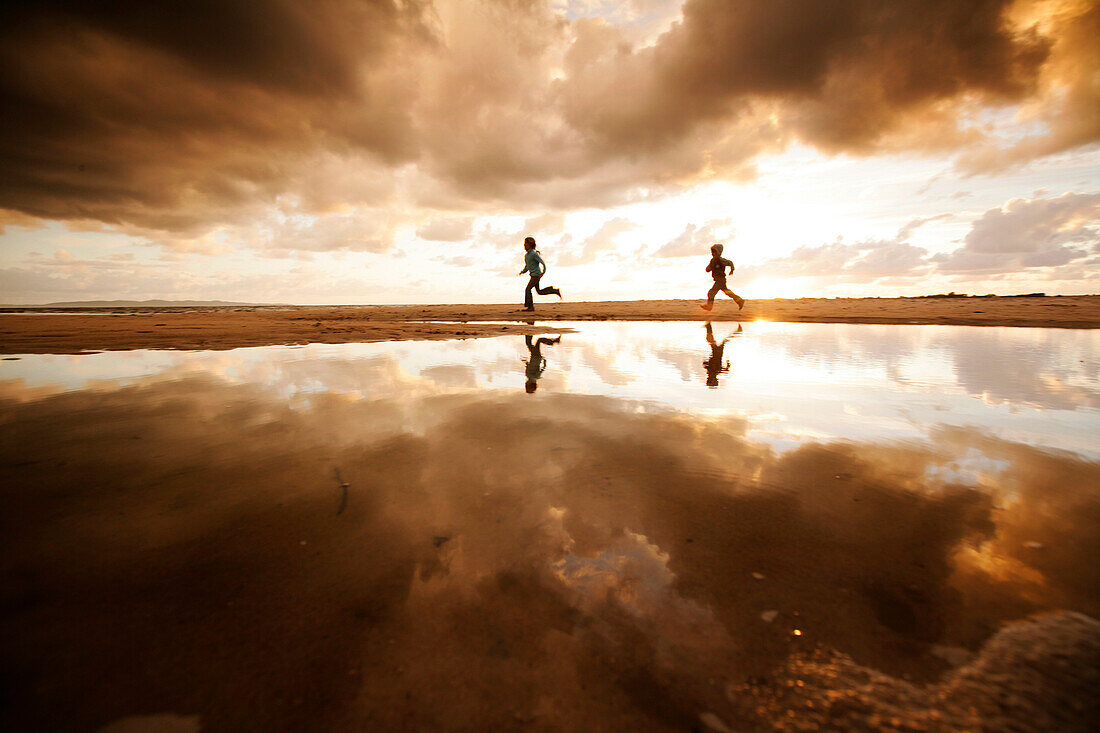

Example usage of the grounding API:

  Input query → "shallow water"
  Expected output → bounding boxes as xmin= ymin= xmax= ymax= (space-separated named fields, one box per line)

xmin=2 ymin=322 xmax=1098 ymax=731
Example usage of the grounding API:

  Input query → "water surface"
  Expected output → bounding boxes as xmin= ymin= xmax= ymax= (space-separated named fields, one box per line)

xmin=2 ymin=322 xmax=1097 ymax=731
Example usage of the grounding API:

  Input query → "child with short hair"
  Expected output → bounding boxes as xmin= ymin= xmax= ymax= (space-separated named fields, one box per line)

xmin=701 ymin=243 xmax=744 ymax=311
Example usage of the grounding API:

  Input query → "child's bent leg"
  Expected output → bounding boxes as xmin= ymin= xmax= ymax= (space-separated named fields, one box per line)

xmin=723 ymin=287 xmax=745 ymax=310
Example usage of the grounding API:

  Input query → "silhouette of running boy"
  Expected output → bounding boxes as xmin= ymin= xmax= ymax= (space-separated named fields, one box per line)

xmin=519 ymin=236 xmax=561 ymax=312
xmin=701 ymin=243 xmax=744 ymax=311
xmin=703 ymin=321 xmax=742 ymax=387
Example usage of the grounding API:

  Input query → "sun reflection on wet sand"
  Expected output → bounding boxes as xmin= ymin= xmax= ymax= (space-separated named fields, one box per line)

xmin=1 ymin=323 xmax=1097 ymax=730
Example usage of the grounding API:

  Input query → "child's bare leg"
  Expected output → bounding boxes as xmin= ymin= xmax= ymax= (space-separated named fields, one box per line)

xmin=722 ymin=287 xmax=745 ymax=310
xmin=702 ymin=282 xmax=721 ymax=309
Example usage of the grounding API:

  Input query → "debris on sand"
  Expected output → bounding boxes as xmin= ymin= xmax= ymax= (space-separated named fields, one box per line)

xmin=731 ymin=611 xmax=1100 ymax=731
xmin=334 ymin=468 xmax=349 ymax=515
xmin=698 ymin=711 xmax=735 ymax=732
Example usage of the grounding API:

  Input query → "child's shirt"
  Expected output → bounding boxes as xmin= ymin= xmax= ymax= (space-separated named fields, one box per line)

xmin=706 ymin=255 xmax=733 ymax=279
xmin=521 ymin=249 xmax=546 ymax=277
xmin=524 ymin=355 xmax=545 ymax=380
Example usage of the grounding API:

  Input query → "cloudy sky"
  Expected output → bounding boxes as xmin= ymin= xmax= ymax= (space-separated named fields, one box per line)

xmin=1 ymin=0 xmax=1098 ymax=304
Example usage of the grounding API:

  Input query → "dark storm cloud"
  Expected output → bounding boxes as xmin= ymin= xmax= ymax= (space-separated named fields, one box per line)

xmin=0 ymin=0 xmax=428 ymax=232
xmin=0 ymin=0 xmax=1096 ymax=243
xmin=562 ymin=0 xmax=1052 ymax=158
xmin=5 ymin=1 xmax=379 ymax=93
xmin=958 ymin=1 xmax=1100 ymax=172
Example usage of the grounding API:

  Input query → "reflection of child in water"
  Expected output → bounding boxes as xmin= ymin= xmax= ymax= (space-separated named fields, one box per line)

xmin=703 ymin=321 xmax=742 ymax=387
xmin=524 ymin=334 xmax=561 ymax=393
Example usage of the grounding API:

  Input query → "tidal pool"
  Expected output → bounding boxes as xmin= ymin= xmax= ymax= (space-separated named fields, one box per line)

xmin=2 ymin=322 xmax=1098 ymax=731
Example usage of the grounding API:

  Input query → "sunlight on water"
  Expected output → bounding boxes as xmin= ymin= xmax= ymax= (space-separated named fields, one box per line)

xmin=2 ymin=322 xmax=1098 ymax=731
xmin=4 ymin=322 xmax=1098 ymax=454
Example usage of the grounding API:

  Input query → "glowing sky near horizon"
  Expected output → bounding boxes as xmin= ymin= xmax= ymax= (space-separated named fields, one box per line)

xmin=1 ymin=0 xmax=1098 ymax=304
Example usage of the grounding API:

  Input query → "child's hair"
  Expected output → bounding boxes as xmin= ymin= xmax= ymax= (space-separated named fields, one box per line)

xmin=525 ymin=380 xmax=538 ymax=393
xmin=524 ymin=236 xmax=536 ymax=249
xmin=710 ymin=243 xmax=724 ymax=255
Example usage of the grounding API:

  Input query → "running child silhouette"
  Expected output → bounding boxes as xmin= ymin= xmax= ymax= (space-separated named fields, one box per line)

xmin=518 ymin=236 xmax=561 ymax=312
xmin=523 ymin=333 xmax=561 ymax=393
xmin=701 ymin=243 xmax=744 ymax=311
xmin=703 ymin=321 xmax=742 ymax=387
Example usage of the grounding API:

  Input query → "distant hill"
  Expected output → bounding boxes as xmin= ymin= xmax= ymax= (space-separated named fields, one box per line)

xmin=11 ymin=299 xmax=285 ymax=308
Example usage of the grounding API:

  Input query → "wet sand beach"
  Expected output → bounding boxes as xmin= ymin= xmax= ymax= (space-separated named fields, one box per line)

xmin=1 ymin=295 xmax=1098 ymax=354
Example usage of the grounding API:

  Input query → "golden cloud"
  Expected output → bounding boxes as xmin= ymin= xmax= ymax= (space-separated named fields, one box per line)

xmin=0 ymin=0 xmax=1096 ymax=242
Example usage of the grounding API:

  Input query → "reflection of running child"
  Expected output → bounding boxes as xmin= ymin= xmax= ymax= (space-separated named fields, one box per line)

xmin=519 ymin=236 xmax=561 ymax=312
xmin=701 ymin=243 xmax=745 ymax=311
xmin=524 ymin=334 xmax=561 ymax=393
xmin=703 ymin=321 xmax=742 ymax=387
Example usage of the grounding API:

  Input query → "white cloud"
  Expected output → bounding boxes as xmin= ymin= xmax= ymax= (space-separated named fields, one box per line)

xmin=654 ymin=219 xmax=733 ymax=258
xmin=416 ymin=216 xmax=475 ymax=242
xmin=933 ymin=192 xmax=1099 ymax=273
xmin=559 ymin=217 xmax=636 ymax=265
xmin=252 ymin=209 xmax=400 ymax=255
xmin=743 ymin=192 xmax=1100 ymax=287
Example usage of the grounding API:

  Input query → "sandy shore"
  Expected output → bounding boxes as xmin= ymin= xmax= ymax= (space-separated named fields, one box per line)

xmin=1 ymin=295 xmax=1097 ymax=353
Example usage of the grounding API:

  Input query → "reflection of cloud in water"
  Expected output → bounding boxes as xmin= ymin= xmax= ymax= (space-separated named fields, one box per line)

xmin=3 ymin=324 xmax=1097 ymax=462
xmin=653 ymin=346 xmax=698 ymax=383
xmin=554 ymin=531 xmax=681 ymax=618
xmin=2 ymin=372 xmax=1097 ymax=730
xmin=573 ymin=340 xmax=637 ymax=387
xmin=934 ymin=426 xmax=1100 ymax=616
xmin=419 ymin=364 xmax=478 ymax=389
xmin=937 ymin=328 xmax=1100 ymax=410
xmin=4 ymin=324 xmax=1096 ymax=414
xmin=760 ymin=323 xmax=1099 ymax=411
xmin=554 ymin=529 xmax=717 ymax=626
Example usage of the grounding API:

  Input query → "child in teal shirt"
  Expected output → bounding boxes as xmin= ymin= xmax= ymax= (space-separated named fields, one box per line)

xmin=519 ymin=236 xmax=561 ymax=311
